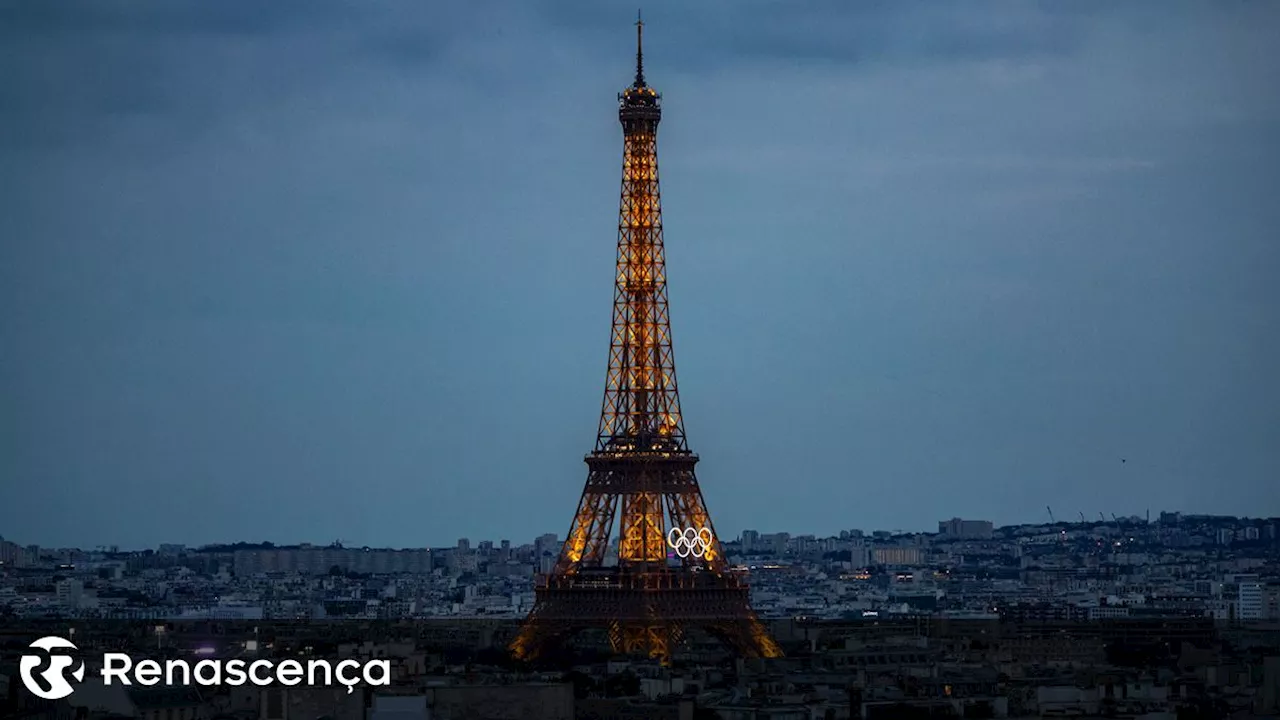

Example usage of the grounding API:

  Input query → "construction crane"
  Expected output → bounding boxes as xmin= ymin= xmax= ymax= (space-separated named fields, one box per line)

xmin=1078 ymin=511 xmax=1086 ymax=523
xmin=1046 ymin=506 xmax=1055 ymax=523
xmin=1099 ymin=512 xmax=1106 ymax=522
xmin=1111 ymin=513 xmax=1118 ymax=522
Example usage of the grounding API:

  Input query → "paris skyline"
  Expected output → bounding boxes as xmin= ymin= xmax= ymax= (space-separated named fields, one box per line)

xmin=3 ymin=1 xmax=1278 ymax=551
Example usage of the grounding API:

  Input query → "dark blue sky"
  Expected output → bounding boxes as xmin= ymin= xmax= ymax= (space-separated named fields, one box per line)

xmin=2 ymin=1 xmax=1277 ymax=550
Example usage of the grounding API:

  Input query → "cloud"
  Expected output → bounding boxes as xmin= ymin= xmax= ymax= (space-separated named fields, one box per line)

xmin=537 ymin=0 xmax=1101 ymax=69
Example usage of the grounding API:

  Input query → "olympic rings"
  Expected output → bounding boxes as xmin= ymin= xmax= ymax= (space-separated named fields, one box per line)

xmin=667 ymin=527 xmax=714 ymax=559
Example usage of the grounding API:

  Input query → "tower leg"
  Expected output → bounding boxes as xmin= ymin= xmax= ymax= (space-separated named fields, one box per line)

xmin=706 ymin=618 xmax=784 ymax=659
xmin=510 ymin=615 xmax=560 ymax=662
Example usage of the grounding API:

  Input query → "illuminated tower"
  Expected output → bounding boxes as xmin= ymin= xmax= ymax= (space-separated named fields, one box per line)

xmin=510 ymin=19 xmax=782 ymax=663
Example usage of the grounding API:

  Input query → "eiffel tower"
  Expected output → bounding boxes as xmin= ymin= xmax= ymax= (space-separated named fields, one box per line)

xmin=509 ymin=18 xmax=782 ymax=663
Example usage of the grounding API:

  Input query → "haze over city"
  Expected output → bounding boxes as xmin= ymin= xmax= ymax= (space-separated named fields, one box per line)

xmin=2 ymin=1 xmax=1277 ymax=551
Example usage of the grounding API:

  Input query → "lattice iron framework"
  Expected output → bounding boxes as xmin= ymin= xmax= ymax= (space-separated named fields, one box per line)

xmin=510 ymin=18 xmax=781 ymax=663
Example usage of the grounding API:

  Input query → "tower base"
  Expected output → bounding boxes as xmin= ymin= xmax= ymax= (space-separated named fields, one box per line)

xmin=510 ymin=568 xmax=783 ymax=662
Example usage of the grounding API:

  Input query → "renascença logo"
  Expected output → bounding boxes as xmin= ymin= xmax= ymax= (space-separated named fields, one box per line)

xmin=19 ymin=636 xmax=391 ymax=698
xmin=667 ymin=527 xmax=714 ymax=558
xmin=20 ymin=636 xmax=85 ymax=700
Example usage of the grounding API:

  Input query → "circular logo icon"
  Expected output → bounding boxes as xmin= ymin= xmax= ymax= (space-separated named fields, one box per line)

xmin=667 ymin=527 xmax=713 ymax=559
xmin=19 ymin=636 xmax=85 ymax=700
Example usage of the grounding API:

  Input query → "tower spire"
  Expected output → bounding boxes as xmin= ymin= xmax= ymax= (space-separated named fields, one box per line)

xmin=634 ymin=10 xmax=645 ymax=88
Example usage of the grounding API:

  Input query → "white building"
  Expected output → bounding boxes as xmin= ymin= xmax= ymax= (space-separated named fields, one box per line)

xmin=1232 ymin=574 xmax=1264 ymax=620
xmin=55 ymin=579 xmax=84 ymax=610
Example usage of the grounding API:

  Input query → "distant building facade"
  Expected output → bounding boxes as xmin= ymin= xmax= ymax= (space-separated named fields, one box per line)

xmin=873 ymin=547 xmax=923 ymax=566
xmin=938 ymin=518 xmax=994 ymax=540
xmin=233 ymin=547 xmax=432 ymax=576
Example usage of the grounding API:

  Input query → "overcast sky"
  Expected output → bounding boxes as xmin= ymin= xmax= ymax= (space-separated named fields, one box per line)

xmin=2 ymin=1 xmax=1277 ymax=550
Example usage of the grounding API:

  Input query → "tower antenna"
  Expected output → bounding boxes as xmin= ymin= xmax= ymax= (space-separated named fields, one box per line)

xmin=634 ymin=10 xmax=646 ymax=88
